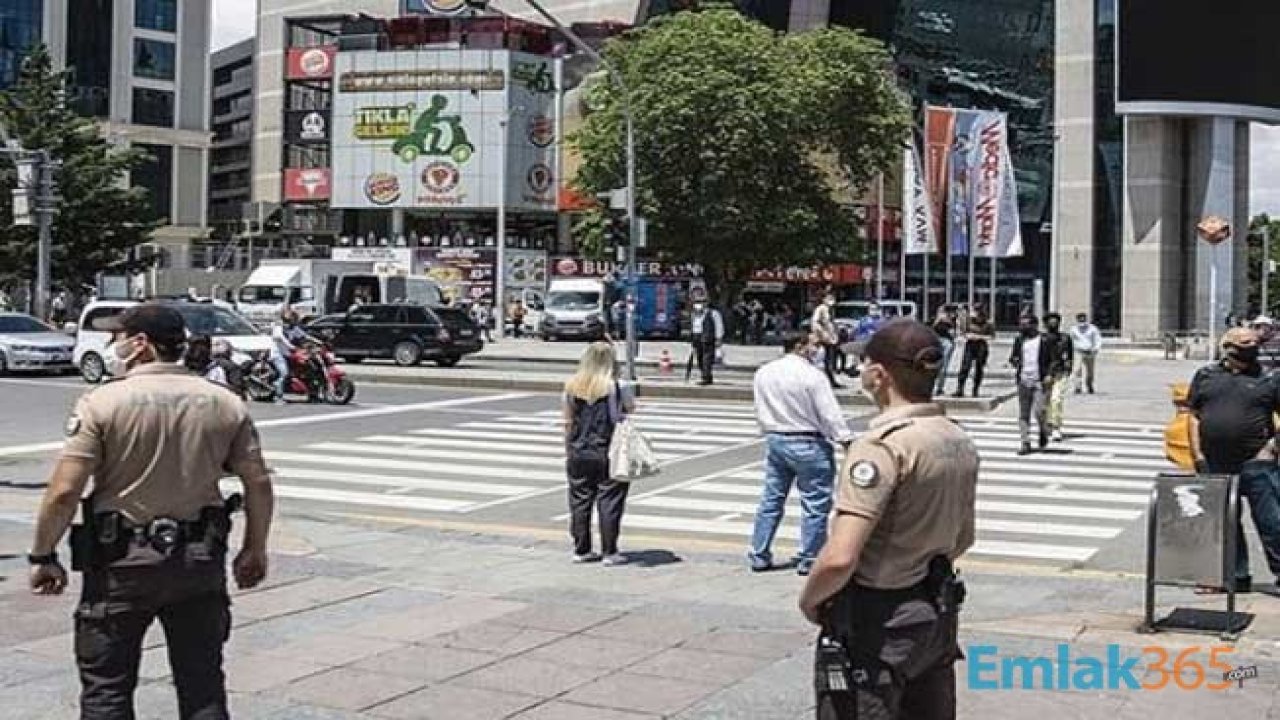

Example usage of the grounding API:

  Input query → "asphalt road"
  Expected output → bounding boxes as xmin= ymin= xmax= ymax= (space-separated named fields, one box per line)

xmin=0 ymin=372 xmax=1191 ymax=577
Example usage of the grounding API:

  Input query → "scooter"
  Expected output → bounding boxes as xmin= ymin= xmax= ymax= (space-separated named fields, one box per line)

xmin=244 ymin=344 xmax=355 ymax=405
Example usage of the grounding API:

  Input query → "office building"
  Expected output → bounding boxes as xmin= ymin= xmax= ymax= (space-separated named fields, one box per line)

xmin=1 ymin=0 xmax=215 ymax=295
xmin=209 ymin=38 xmax=254 ymax=244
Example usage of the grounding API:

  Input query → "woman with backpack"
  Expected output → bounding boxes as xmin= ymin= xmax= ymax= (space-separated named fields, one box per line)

xmin=562 ymin=341 xmax=635 ymax=566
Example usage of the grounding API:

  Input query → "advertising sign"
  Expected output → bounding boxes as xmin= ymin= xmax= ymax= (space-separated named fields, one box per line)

xmin=419 ymin=246 xmax=495 ymax=303
xmin=286 ymin=46 xmax=336 ymax=81
xmin=505 ymin=249 xmax=548 ymax=291
xmin=550 ymin=257 xmax=703 ymax=279
xmin=331 ymin=247 xmax=414 ymax=271
xmin=283 ymin=168 xmax=332 ymax=202
xmin=330 ymin=49 xmax=561 ymax=211
xmin=285 ymin=109 xmax=331 ymax=144
xmin=403 ymin=0 xmax=468 ymax=15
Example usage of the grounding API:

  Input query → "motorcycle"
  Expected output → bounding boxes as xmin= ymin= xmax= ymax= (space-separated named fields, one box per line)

xmin=244 ymin=344 xmax=355 ymax=405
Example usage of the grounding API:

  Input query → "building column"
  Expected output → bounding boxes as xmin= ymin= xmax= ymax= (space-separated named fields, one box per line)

xmin=1120 ymin=116 xmax=1184 ymax=338
xmin=1186 ymin=118 xmax=1249 ymax=331
xmin=1051 ymin=0 xmax=1097 ymax=318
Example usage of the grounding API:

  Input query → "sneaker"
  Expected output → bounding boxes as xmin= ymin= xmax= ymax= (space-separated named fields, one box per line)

xmin=748 ymin=555 xmax=772 ymax=573
xmin=1039 ymin=431 xmax=1049 ymax=449
xmin=796 ymin=560 xmax=815 ymax=577
xmin=1051 ymin=430 xmax=1064 ymax=443
xmin=1018 ymin=443 xmax=1032 ymax=456
xmin=602 ymin=553 xmax=628 ymax=567
xmin=572 ymin=552 xmax=601 ymax=564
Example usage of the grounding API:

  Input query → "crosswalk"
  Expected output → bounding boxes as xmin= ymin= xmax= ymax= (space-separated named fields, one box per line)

xmin=228 ymin=401 xmax=767 ymax=515
xmin=620 ymin=415 xmax=1169 ymax=566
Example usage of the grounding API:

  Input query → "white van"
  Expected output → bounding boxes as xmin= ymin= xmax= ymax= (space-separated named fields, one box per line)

xmin=74 ymin=299 xmax=273 ymax=383
xmin=326 ymin=274 xmax=444 ymax=313
xmin=540 ymin=278 xmax=606 ymax=341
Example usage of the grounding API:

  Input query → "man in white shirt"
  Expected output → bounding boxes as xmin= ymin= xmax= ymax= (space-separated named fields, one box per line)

xmin=690 ymin=299 xmax=725 ymax=386
xmin=1009 ymin=314 xmax=1050 ymax=455
xmin=749 ymin=332 xmax=853 ymax=576
xmin=1068 ymin=312 xmax=1102 ymax=394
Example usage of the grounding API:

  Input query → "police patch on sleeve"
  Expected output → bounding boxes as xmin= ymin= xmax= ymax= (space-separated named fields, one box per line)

xmin=64 ymin=414 xmax=81 ymax=437
xmin=850 ymin=460 xmax=878 ymax=488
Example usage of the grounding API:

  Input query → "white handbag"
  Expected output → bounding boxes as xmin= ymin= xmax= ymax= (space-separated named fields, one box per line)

xmin=609 ymin=418 xmax=661 ymax=482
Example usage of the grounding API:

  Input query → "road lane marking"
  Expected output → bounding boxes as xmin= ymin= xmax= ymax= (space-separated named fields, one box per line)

xmin=265 ymin=451 xmax=565 ymax=482
xmin=0 ymin=441 xmax=65 ymax=457
xmin=272 ymin=468 xmax=536 ymax=496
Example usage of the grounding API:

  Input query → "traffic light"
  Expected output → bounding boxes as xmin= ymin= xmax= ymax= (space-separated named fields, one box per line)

xmin=603 ymin=212 xmax=628 ymax=247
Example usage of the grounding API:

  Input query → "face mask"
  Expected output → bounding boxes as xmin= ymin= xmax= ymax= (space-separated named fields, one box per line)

xmin=1020 ymin=326 xmax=1038 ymax=338
xmin=106 ymin=337 xmax=144 ymax=377
xmin=859 ymin=365 xmax=884 ymax=406
xmin=693 ymin=304 xmax=705 ymax=314
xmin=1046 ymin=321 xmax=1060 ymax=333
xmin=1227 ymin=345 xmax=1260 ymax=364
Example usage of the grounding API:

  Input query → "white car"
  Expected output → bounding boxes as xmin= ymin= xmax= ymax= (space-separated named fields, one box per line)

xmin=0 ymin=312 xmax=76 ymax=374
xmin=74 ymin=299 xmax=274 ymax=383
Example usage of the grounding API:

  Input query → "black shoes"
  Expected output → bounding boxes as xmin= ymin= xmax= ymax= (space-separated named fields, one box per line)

xmin=1039 ymin=430 xmax=1049 ymax=449
xmin=1018 ymin=443 xmax=1032 ymax=456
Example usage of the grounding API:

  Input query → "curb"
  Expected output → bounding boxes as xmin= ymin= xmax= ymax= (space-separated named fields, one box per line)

xmin=346 ymin=369 xmax=1013 ymax=411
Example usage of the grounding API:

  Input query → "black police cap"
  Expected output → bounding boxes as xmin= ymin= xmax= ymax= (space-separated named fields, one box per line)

xmin=92 ymin=304 xmax=187 ymax=347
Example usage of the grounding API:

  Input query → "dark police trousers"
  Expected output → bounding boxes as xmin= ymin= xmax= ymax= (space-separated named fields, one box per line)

xmin=817 ymin=578 xmax=962 ymax=719
xmin=76 ymin=538 xmax=231 ymax=719
xmin=955 ymin=341 xmax=988 ymax=395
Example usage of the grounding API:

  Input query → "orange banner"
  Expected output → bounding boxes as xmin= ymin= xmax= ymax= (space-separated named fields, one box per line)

xmin=923 ymin=107 xmax=956 ymax=255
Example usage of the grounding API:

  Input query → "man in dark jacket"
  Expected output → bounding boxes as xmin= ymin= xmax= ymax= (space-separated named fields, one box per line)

xmin=1009 ymin=314 xmax=1052 ymax=455
xmin=1042 ymin=313 xmax=1075 ymax=442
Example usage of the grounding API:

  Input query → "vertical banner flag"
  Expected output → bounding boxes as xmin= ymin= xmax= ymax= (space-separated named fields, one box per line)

xmin=924 ymin=106 xmax=955 ymax=255
xmin=970 ymin=111 xmax=1023 ymax=258
xmin=948 ymin=110 xmax=980 ymax=256
xmin=902 ymin=144 xmax=937 ymax=255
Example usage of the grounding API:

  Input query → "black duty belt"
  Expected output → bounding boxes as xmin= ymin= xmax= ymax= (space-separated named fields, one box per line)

xmin=772 ymin=431 xmax=825 ymax=439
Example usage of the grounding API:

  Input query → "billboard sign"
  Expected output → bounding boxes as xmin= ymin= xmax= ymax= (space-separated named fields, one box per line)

xmin=283 ymin=168 xmax=332 ymax=202
xmin=286 ymin=46 xmax=336 ymax=81
xmin=1117 ymin=0 xmax=1280 ymax=123
xmin=331 ymin=49 xmax=561 ymax=211
xmin=403 ymin=0 xmax=468 ymax=15
xmin=285 ymin=109 xmax=331 ymax=144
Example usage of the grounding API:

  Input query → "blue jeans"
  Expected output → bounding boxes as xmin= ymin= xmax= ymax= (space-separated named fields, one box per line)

xmin=935 ymin=339 xmax=955 ymax=394
xmin=749 ymin=435 xmax=835 ymax=565
xmin=1234 ymin=460 xmax=1280 ymax=584
xmin=270 ymin=353 xmax=289 ymax=397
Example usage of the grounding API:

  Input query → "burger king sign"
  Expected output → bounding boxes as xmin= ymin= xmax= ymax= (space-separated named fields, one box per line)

xmin=287 ymin=46 xmax=336 ymax=80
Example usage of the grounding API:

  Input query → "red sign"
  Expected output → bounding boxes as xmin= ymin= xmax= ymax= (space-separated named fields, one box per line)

xmin=286 ymin=46 xmax=336 ymax=80
xmin=551 ymin=257 xmax=703 ymax=279
xmin=283 ymin=168 xmax=332 ymax=202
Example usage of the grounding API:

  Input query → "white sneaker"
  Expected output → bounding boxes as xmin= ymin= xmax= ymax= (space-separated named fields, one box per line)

xmin=602 ymin=554 xmax=628 ymax=567
xmin=572 ymin=552 xmax=601 ymax=564
xmin=1051 ymin=430 xmax=1064 ymax=442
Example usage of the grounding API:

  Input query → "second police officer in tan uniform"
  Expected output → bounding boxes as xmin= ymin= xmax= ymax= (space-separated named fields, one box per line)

xmin=800 ymin=318 xmax=978 ymax=720
xmin=27 ymin=304 xmax=275 ymax=720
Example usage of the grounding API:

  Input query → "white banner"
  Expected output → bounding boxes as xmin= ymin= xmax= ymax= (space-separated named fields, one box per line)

xmin=902 ymin=144 xmax=937 ymax=255
xmin=969 ymin=111 xmax=1023 ymax=258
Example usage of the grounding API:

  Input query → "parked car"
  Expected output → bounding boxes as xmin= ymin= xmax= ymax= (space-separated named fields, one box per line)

xmin=0 ymin=312 xmax=76 ymax=375
xmin=305 ymin=303 xmax=483 ymax=367
xmin=73 ymin=299 xmax=273 ymax=383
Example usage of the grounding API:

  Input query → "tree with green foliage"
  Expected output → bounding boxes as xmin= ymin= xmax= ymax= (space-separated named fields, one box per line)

xmin=0 ymin=45 xmax=160 ymax=292
xmin=1247 ymin=213 xmax=1280 ymax=315
xmin=571 ymin=8 xmax=911 ymax=299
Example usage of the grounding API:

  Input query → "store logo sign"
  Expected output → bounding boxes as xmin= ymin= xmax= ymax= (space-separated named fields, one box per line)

xmin=300 ymin=112 xmax=326 ymax=141
xmin=364 ymin=172 xmax=402 ymax=205
xmin=527 ymin=115 xmax=555 ymax=148
xmin=421 ymin=162 xmax=461 ymax=194
xmin=513 ymin=61 xmax=556 ymax=94
xmin=526 ymin=164 xmax=553 ymax=194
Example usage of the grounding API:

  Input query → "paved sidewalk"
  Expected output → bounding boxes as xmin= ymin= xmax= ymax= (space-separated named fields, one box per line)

xmin=2 ymin=510 xmax=1278 ymax=719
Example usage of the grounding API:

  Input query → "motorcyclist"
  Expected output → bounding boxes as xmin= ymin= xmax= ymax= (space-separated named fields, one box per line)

xmin=270 ymin=310 xmax=315 ymax=402
xmin=211 ymin=338 xmax=247 ymax=399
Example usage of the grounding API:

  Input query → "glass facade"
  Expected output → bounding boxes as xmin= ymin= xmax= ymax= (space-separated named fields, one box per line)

xmin=132 ymin=87 xmax=174 ymax=127
xmin=67 ymin=0 xmax=113 ymax=116
xmin=132 ymin=143 xmax=173 ymax=222
xmin=0 ymin=0 xmax=43 ymax=89
xmin=135 ymin=0 xmax=176 ymax=32
xmin=1091 ymin=0 xmax=1123 ymax=328
xmin=133 ymin=38 xmax=176 ymax=80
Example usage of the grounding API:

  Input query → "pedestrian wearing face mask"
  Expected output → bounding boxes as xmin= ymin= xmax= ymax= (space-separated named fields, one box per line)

xmin=953 ymin=307 xmax=994 ymax=398
xmin=1069 ymin=313 xmax=1102 ymax=393
xmin=749 ymin=332 xmax=853 ymax=575
xmin=812 ymin=293 xmax=843 ymax=388
xmin=1009 ymin=314 xmax=1052 ymax=455
xmin=1188 ymin=327 xmax=1280 ymax=594
xmin=1042 ymin=313 xmax=1075 ymax=443
xmin=690 ymin=298 xmax=724 ymax=386
xmin=28 ymin=304 xmax=274 ymax=720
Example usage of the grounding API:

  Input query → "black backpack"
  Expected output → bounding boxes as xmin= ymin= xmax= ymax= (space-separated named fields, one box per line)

xmin=568 ymin=389 xmax=618 ymax=463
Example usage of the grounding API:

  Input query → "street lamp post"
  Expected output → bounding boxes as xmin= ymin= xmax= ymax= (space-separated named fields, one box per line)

xmin=0 ymin=120 xmax=55 ymax=319
xmin=486 ymin=0 xmax=639 ymax=380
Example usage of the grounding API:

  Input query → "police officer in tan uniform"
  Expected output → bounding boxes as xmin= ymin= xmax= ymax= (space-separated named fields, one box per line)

xmin=799 ymin=318 xmax=978 ymax=720
xmin=27 ymin=304 xmax=275 ymax=720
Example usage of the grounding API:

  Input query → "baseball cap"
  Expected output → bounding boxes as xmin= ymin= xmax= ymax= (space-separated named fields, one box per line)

xmin=1220 ymin=326 xmax=1258 ymax=349
xmin=1253 ymin=315 xmax=1275 ymax=326
xmin=92 ymin=304 xmax=187 ymax=347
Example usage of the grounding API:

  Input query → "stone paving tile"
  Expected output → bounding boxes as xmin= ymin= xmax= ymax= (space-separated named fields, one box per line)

xmin=230 ymin=577 xmax=386 ymax=621
xmin=494 ymin=603 xmax=624 ymax=634
xmin=223 ymin=652 xmax=327 ymax=693
xmin=510 ymin=700 xmax=660 ymax=720
xmin=680 ymin=629 xmax=813 ymax=660
xmin=0 ymin=647 xmax=70 ymax=687
xmin=367 ymin=683 xmax=540 ymax=720
xmin=435 ymin=621 xmax=567 ymax=656
xmin=279 ymin=667 xmax=427 ymax=712
xmin=344 ymin=597 xmax=527 ymax=642
xmin=562 ymin=672 xmax=724 ymax=716
xmin=258 ymin=632 xmax=404 ymax=666
xmin=672 ymin=652 xmax=812 ymax=720
xmin=585 ymin=613 xmax=708 ymax=646
xmin=450 ymin=656 xmax=609 ymax=698
xmin=522 ymin=635 xmax=664 ymax=671
xmin=627 ymin=647 xmax=774 ymax=686
xmin=12 ymin=632 xmax=74 ymax=659
xmin=350 ymin=644 xmax=499 ymax=682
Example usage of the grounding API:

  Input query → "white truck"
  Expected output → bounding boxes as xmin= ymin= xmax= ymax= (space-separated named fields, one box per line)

xmin=236 ymin=259 xmax=372 ymax=326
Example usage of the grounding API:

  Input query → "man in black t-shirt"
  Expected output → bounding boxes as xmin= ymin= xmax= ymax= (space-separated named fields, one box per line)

xmin=953 ymin=307 xmax=994 ymax=397
xmin=1188 ymin=327 xmax=1280 ymax=593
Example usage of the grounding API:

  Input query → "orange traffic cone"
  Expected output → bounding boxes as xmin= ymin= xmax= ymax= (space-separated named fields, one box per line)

xmin=659 ymin=349 xmax=673 ymax=375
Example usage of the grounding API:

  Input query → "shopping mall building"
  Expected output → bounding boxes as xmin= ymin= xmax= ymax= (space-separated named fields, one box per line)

xmin=248 ymin=0 xmax=1258 ymax=335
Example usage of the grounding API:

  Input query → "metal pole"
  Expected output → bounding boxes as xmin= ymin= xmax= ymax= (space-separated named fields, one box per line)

xmin=495 ymin=116 xmax=508 ymax=342
xmin=519 ymin=0 xmax=637 ymax=380
xmin=922 ymin=253 xmax=930 ymax=320
xmin=967 ymin=239 xmax=976 ymax=314
xmin=989 ymin=255 xmax=997 ymax=324
xmin=1210 ymin=243 xmax=1218 ymax=361
xmin=35 ymin=151 xmax=52 ymax=321
xmin=1263 ymin=224 xmax=1271 ymax=314
xmin=876 ymin=173 xmax=884 ymax=300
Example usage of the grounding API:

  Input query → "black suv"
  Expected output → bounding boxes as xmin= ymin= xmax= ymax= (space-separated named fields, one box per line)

xmin=305 ymin=304 xmax=483 ymax=367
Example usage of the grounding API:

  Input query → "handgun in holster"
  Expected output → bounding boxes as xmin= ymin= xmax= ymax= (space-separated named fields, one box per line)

xmin=814 ymin=619 xmax=858 ymax=719
xmin=925 ymin=555 xmax=967 ymax=614
xmin=69 ymin=497 xmax=99 ymax=572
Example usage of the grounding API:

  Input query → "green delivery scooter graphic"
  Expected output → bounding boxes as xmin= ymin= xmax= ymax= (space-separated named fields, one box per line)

xmin=390 ymin=95 xmax=475 ymax=164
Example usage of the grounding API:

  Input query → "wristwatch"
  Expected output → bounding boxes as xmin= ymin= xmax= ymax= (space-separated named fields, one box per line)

xmin=27 ymin=551 xmax=58 ymax=566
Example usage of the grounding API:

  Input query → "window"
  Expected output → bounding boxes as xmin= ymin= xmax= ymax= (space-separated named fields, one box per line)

xmin=134 ymin=39 xmax=176 ymax=81
xmin=135 ymin=0 xmax=177 ymax=33
xmin=131 ymin=144 xmax=173 ymax=222
xmin=0 ymin=0 xmax=42 ymax=89
xmin=132 ymin=88 xmax=174 ymax=127
xmin=370 ymin=307 xmax=399 ymax=323
xmin=402 ymin=306 xmax=431 ymax=325
xmin=83 ymin=307 xmax=126 ymax=331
